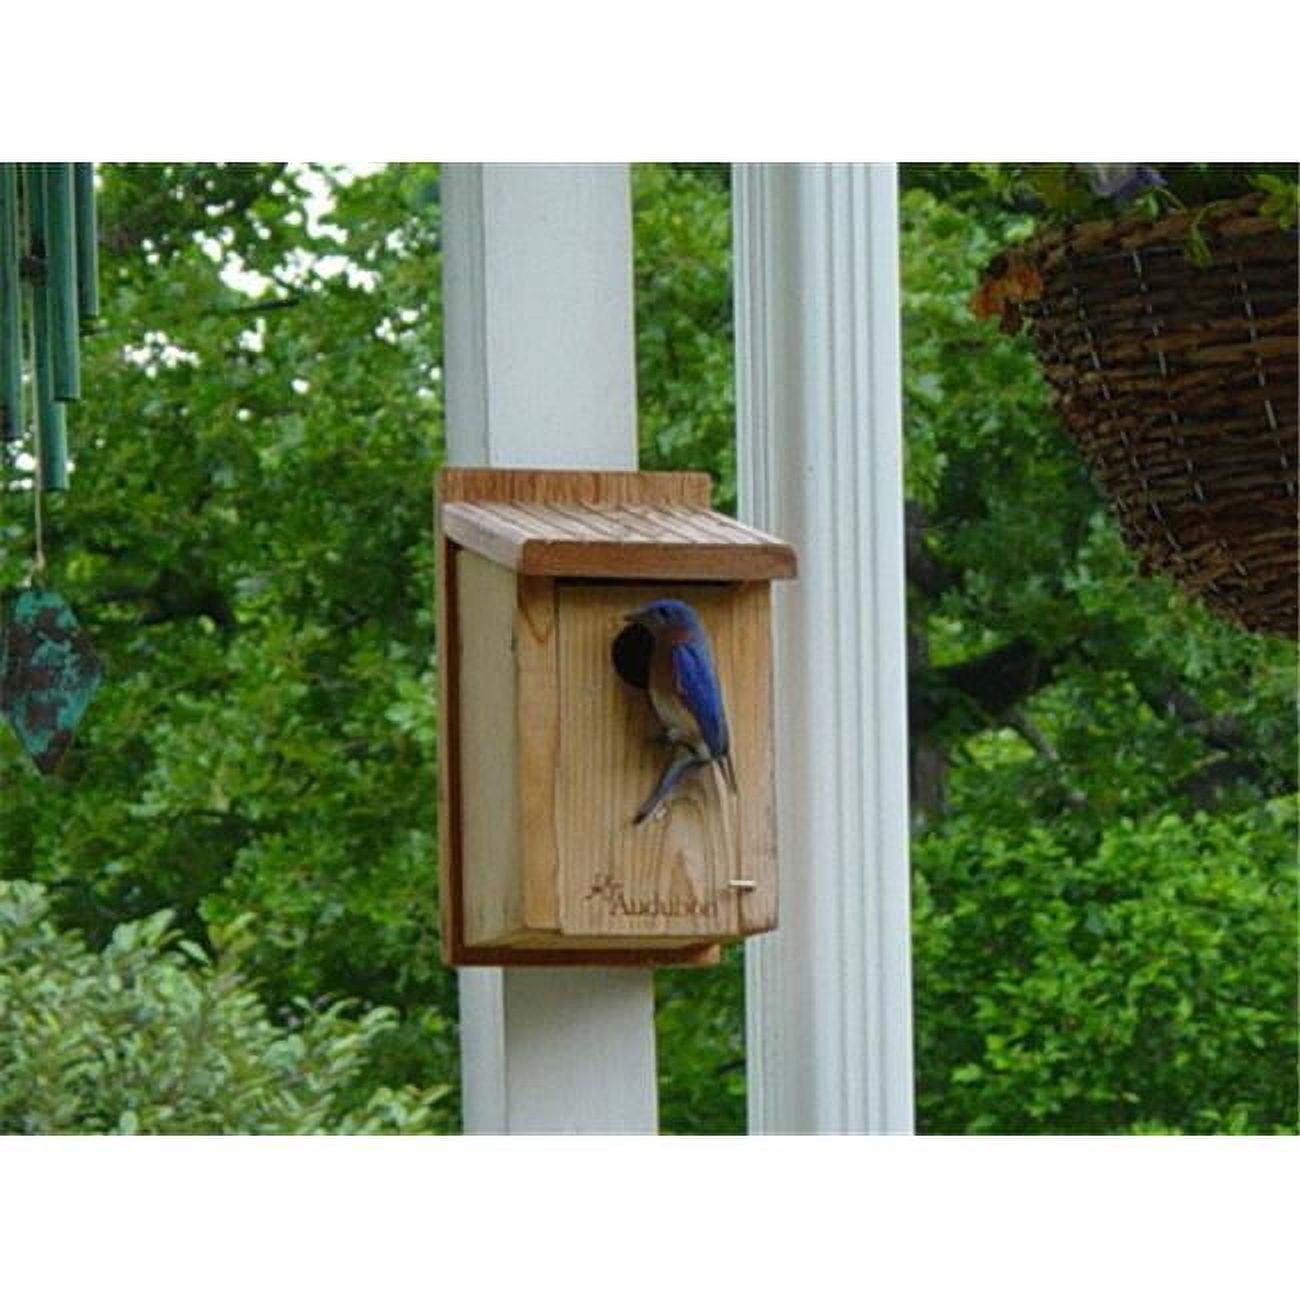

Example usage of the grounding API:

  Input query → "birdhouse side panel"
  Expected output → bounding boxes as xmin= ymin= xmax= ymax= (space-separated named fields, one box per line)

xmin=456 ymin=549 xmax=527 ymax=946
xmin=732 ymin=582 xmax=776 ymax=935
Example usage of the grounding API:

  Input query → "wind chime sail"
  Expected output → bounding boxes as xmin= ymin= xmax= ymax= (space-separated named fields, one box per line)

xmin=0 ymin=161 xmax=103 ymax=773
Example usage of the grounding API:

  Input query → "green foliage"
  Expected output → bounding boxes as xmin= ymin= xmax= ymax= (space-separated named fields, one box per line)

xmin=1252 ymin=170 xmax=1300 ymax=227
xmin=656 ymin=947 xmax=747 ymax=1135
xmin=2 ymin=163 xmax=457 ymax=1120
xmin=0 ymin=879 xmax=452 ymax=1133
xmin=913 ymin=802 xmax=1297 ymax=1134
xmin=633 ymin=163 xmax=737 ymax=511
xmin=966 ymin=162 xmax=1298 ymax=226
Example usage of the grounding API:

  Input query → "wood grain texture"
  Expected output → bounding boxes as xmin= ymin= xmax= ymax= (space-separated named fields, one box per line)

xmin=732 ymin=583 xmax=778 ymax=934
xmin=555 ymin=582 xmax=777 ymax=941
xmin=439 ymin=467 xmax=712 ymax=509
xmin=442 ymin=500 xmax=797 ymax=580
xmin=435 ymin=494 xmax=462 ymax=958
xmin=452 ymin=941 xmax=722 ymax=967
xmin=515 ymin=575 xmax=560 ymax=929
xmin=457 ymin=551 xmax=523 ymax=946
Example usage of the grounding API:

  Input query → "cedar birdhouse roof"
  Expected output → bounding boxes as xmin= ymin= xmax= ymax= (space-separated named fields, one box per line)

xmin=440 ymin=468 xmax=797 ymax=582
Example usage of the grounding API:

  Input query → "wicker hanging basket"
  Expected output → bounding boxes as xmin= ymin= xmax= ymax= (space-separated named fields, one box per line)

xmin=976 ymin=194 xmax=1298 ymax=638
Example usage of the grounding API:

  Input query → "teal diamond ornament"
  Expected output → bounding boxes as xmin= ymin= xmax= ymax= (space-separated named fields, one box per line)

xmin=0 ymin=588 xmax=102 ymax=774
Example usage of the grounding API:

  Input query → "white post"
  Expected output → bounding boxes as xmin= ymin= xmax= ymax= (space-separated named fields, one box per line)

xmin=441 ymin=163 xmax=658 ymax=1134
xmin=733 ymin=163 xmax=915 ymax=1133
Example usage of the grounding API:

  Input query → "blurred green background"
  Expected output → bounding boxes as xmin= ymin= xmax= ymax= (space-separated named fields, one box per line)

xmin=1 ymin=164 xmax=1294 ymax=1134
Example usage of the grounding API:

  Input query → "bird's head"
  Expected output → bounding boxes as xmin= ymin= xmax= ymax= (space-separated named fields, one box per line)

xmin=624 ymin=598 xmax=703 ymax=637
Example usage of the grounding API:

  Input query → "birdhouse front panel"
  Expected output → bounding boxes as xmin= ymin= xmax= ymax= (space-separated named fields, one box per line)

xmin=437 ymin=467 xmax=796 ymax=967
xmin=553 ymin=581 xmax=776 ymax=942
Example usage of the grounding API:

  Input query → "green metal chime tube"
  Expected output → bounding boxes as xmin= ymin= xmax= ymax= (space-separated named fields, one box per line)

xmin=74 ymin=162 xmax=98 ymax=326
xmin=0 ymin=161 xmax=97 ymax=488
xmin=44 ymin=163 xmax=81 ymax=402
xmin=23 ymin=163 xmax=68 ymax=490
xmin=0 ymin=164 xmax=22 ymax=440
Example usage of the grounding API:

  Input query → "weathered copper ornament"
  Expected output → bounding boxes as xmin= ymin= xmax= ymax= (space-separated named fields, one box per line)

xmin=0 ymin=587 xmax=102 ymax=773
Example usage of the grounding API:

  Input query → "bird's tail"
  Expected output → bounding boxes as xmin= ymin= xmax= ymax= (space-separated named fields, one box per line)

xmin=634 ymin=752 xmax=708 ymax=825
xmin=719 ymin=751 xmax=738 ymax=795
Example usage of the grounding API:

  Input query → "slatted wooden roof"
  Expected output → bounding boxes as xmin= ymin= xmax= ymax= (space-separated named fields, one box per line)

xmin=439 ymin=467 xmax=797 ymax=581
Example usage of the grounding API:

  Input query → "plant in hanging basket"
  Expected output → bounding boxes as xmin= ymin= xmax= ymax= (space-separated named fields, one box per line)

xmin=973 ymin=166 xmax=1299 ymax=638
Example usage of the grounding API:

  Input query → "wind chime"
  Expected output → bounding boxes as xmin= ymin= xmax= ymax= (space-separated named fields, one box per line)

xmin=0 ymin=162 xmax=102 ymax=773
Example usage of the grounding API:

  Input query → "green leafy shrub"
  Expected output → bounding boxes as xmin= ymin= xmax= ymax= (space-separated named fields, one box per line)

xmin=656 ymin=946 xmax=747 ymax=1135
xmin=0 ymin=880 xmax=452 ymax=1134
xmin=912 ymin=799 xmax=1298 ymax=1134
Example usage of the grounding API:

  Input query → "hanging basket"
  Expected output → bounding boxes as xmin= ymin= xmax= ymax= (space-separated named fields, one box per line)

xmin=976 ymin=194 xmax=1298 ymax=638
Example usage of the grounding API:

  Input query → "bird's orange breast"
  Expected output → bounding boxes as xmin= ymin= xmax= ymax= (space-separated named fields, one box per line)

xmin=648 ymin=647 xmax=704 ymax=747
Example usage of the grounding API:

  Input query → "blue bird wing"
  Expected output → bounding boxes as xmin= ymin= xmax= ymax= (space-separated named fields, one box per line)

xmin=671 ymin=639 xmax=728 ymax=758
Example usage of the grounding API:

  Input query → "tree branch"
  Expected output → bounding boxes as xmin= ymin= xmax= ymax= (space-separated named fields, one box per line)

xmin=220 ymin=295 xmax=306 ymax=317
xmin=1006 ymin=707 xmax=1089 ymax=810
xmin=911 ymin=635 xmax=1063 ymax=738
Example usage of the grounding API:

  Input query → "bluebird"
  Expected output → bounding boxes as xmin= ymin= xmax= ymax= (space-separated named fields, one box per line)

xmin=623 ymin=598 xmax=737 ymax=825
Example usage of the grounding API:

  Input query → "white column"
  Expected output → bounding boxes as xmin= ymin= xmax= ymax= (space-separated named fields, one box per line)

xmin=733 ymin=163 xmax=915 ymax=1133
xmin=442 ymin=163 xmax=658 ymax=1134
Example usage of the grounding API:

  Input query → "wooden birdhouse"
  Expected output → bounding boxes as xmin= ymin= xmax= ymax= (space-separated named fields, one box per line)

xmin=436 ymin=468 xmax=797 ymax=966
